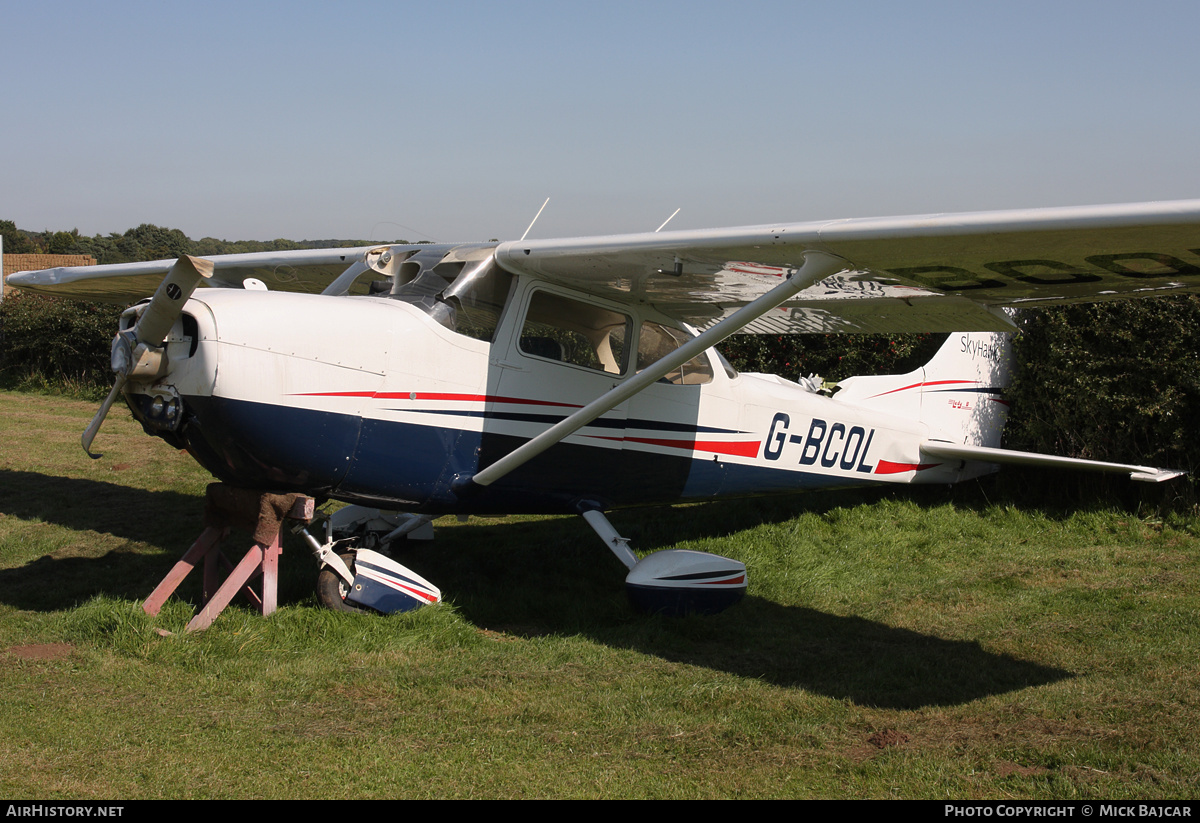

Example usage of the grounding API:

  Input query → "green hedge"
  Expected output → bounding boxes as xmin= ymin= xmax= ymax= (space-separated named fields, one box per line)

xmin=0 ymin=292 xmax=123 ymax=393
xmin=1004 ymin=296 xmax=1200 ymax=510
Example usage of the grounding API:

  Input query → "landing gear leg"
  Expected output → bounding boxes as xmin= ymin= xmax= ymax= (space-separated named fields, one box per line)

xmin=580 ymin=509 xmax=747 ymax=616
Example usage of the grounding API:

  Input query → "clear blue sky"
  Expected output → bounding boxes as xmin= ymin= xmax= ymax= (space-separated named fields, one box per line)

xmin=5 ymin=0 xmax=1199 ymax=243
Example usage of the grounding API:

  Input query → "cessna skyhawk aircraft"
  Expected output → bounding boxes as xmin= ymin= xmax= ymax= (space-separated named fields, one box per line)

xmin=8 ymin=199 xmax=1198 ymax=614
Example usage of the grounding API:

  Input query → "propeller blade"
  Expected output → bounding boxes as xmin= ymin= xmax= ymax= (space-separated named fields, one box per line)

xmin=133 ymin=255 xmax=214 ymax=347
xmin=80 ymin=255 xmax=214 ymax=459
xmin=82 ymin=374 xmax=128 ymax=459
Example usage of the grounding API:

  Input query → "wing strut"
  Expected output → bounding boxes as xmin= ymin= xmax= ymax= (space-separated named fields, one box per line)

xmin=461 ymin=250 xmax=848 ymax=493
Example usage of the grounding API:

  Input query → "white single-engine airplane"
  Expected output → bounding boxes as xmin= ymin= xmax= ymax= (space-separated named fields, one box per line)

xmin=8 ymin=200 xmax=1199 ymax=614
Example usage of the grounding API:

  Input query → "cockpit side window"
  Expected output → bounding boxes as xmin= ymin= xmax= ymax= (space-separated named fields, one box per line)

xmin=519 ymin=291 xmax=632 ymax=375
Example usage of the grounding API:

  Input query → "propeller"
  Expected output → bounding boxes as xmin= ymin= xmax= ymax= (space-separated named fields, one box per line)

xmin=82 ymin=255 xmax=214 ymax=458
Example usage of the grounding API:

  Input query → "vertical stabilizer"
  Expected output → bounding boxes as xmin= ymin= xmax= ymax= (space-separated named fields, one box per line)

xmin=833 ymin=333 xmax=1011 ymax=447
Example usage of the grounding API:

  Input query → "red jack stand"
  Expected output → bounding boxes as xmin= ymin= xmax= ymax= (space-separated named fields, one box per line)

xmin=143 ymin=484 xmax=314 ymax=632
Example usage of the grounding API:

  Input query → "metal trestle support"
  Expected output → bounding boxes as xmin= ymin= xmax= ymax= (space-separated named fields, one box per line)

xmin=142 ymin=485 xmax=314 ymax=632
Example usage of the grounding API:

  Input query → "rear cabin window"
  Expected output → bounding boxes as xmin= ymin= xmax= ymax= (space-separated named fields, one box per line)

xmin=519 ymin=291 xmax=632 ymax=375
xmin=637 ymin=322 xmax=714 ymax=385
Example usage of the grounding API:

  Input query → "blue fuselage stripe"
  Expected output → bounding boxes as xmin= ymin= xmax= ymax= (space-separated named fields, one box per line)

xmin=177 ymin=396 xmax=871 ymax=514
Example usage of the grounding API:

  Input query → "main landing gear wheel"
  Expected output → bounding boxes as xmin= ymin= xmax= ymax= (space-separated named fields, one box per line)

xmin=316 ymin=553 xmax=371 ymax=614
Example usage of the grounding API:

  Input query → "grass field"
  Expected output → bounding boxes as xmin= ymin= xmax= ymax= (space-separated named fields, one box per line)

xmin=1 ymin=389 xmax=1198 ymax=799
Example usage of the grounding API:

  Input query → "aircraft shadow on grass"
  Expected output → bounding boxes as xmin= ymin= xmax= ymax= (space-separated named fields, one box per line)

xmin=0 ymin=469 xmax=1069 ymax=709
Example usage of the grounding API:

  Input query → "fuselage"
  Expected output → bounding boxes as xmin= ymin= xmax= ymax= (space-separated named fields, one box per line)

xmin=124 ymin=272 xmax=986 ymax=515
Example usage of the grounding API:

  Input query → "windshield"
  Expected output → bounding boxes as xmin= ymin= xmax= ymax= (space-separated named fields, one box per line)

xmin=389 ymin=254 xmax=513 ymax=342
xmin=440 ymin=258 xmax=514 ymax=342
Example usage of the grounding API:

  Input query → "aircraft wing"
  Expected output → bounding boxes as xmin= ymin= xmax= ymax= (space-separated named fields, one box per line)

xmin=10 ymin=200 xmax=1200 ymax=334
xmin=4 ymin=246 xmax=394 ymax=302
xmin=494 ymin=199 xmax=1200 ymax=333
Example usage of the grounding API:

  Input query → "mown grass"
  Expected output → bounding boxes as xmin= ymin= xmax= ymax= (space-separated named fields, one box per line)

xmin=1 ymin=389 xmax=1198 ymax=798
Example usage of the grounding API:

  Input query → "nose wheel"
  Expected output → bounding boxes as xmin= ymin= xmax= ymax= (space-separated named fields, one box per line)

xmin=301 ymin=509 xmax=442 ymax=615
xmin=315 ymin=552 xmax=373 ymax=614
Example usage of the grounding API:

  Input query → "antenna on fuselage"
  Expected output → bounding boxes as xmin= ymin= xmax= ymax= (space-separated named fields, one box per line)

xmin=520 ymin=198 xmax=550 ymax=242
xmin=655 ymin=208 xmax=681 ymax=232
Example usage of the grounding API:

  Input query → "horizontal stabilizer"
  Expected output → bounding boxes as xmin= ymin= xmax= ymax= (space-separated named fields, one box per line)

xmin=919 ymin=441 xmax=1187 ymax=483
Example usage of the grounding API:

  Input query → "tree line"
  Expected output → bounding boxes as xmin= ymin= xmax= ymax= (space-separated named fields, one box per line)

xmin=0 ymin=220 xmax=407 ymax=264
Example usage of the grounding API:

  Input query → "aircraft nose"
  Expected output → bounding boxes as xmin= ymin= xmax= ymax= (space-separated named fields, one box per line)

xmin=132 ymin=390 xmax=186 ymax=431
xmin=122 ymin=302 xmax=216 ymax=445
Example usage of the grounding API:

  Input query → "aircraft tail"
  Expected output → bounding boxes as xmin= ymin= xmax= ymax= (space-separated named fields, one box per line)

xmin=833 ymin=332 xmax=1012 ymax=447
